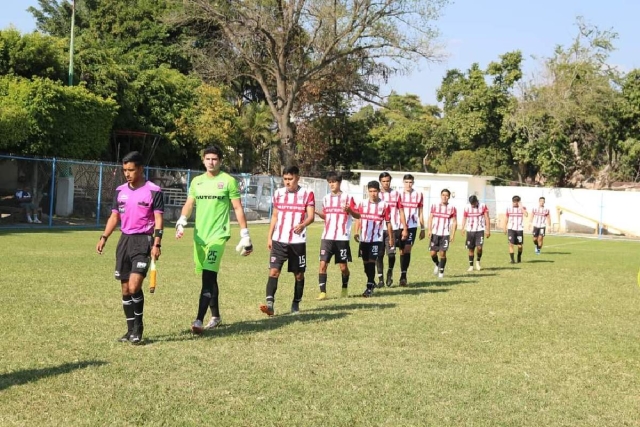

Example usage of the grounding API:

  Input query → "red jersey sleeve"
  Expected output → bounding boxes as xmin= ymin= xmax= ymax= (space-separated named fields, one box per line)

xmin=383 ymin=204 xmax=391 ymax=222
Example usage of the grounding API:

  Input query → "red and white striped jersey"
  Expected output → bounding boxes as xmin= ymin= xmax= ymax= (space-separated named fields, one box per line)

xmin=321 ymin=192 xmax=356 ymax=241
xmin=430 ymin=204 xmax=457 ymax=236
xmin=356 ymin=199 xmax=390 ymax=243
xmin=271 ymin=187 xmax=315 ymax=244
xmin=400 ymin=190 xmax=423 ymax=229
xmin=463 ymin=203 xmax=489 ymax=232
xmin=532 ymin=207 xmax=550 ymax=228
xmin=380 ymin=190 xmax=403 ymax=230
xmin=506 ymin=206 xmax=526 ymax=231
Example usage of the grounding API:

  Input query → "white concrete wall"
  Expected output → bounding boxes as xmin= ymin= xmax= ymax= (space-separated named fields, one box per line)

xmin=490 ymin=186 xmax=640 ymax=236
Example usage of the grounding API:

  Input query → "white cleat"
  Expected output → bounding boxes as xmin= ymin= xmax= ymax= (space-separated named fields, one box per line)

xmin=467 ymin=266 xmax=474 ymax=272
xmin=475 ymin=261 xmax=481 ymax=271
xmin=433 ymin=265 xmax=439 ymax=275
xmin=191 ymin=319 xmax=204 ymax=334
xmin=204 ymin=317 xmax=222 ymax=329
xmin=438 ymin=272 xmax=444 ymax=279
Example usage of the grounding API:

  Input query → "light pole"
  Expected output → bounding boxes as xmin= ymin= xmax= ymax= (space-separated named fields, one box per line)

xmin=68 ymin=0 xmax=76 ymax=86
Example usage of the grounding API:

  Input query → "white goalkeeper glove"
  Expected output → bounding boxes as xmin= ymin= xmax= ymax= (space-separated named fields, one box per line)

xmin=235 ymin=228 xmax=253 ymax=256
xmin=175 ymin=215 xmax=188 ymax=239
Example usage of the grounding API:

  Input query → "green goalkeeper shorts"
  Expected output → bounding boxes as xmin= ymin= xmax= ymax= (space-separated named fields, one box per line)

xmin=194 ymin=237 xmax=229 ymax=273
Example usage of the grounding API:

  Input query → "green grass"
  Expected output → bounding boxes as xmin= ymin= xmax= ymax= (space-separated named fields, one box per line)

xmin=1 ymin=225 xmax=640 ymax=426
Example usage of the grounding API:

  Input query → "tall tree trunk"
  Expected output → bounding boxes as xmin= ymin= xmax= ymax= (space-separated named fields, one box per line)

xmin=278 ymin=116 xmax=297 ymax=170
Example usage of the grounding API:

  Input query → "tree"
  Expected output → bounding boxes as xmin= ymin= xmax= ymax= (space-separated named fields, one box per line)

xmin=434 ymin=51 xmax=522 ymax=179
xmin=0 ymin=28 xmax=67 ymax=81
xmin=177 ymin=0 xmax=449 ymax=168
xmin=507 ymin=18 xmax=622 ymax=186
xmin=0 ymin=75 xmax=117 ymax=158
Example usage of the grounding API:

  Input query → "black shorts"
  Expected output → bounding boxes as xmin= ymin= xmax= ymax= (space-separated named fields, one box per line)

xmin=400 ymin=227 xmax=418 ymax=249
xmin=359 ymin=242 xmax=383 ymax=262
xmin=508 ymin=229 xmax=524 ymax=245
xmin=383 ymin=229 xmax=402 ymax=255
xmin=319 ymin=239 xmax=352 ymax=264
xmin=429 ymin=234 xmax=450 ymax=252
xmin=270 ymin=241 xmax=307 ymax=273
xmin=533 ymin=227 xmax=546 ymax=238
xmin=115 ymin=234 xmax=152 ymax=281
xmin=465 ymin=231 xmax=485 ymax=249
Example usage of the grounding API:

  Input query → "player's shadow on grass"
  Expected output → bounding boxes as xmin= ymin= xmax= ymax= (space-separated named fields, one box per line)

xmin=541 ymin=251 xmax=571 ymax=255
xmin=482 ymin=267 xmax=519 ymax=271
xmin=307 ymin=302 xmax=397 ymax=313
xmin=149 ymin=311 xmax=353 ymax=344
xmin=525 ymin=259 xmax=554 ymax=263
xmin=413 ymin=279 xmax=478 ymax=288
xmin=0 ymin=360 xmax=108 ymax=391
xmin=390 ymin=287 xmax=450 ymax=296
xmin=451 ymin=273 xmax=497 ymax=278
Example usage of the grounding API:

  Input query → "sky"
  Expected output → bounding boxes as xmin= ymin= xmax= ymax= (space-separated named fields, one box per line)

xmin=2 ymin=0 xmax=639 ymax=105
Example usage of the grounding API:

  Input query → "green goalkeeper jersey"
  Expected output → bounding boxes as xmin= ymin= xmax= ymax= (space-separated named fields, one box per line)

xmin=188 ymin=172 xmax=240 ymax=245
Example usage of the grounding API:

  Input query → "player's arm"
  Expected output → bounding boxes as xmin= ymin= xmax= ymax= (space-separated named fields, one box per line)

xmin=267 ymin=206 xmax=278 ymax=250
xmin=386 ymin=220 xmax=394 ymax=246
xmin=450 ymin=214 xmax=457 ymax=243
xmin=315 ymin=209 xmax=326 ymax=220
xmin=151 ymin=212 xmax=164 ymax=260
xmin=399 ymin=201 xmax=408 ymax=240
xmin=97 ymin=211 xmax=119 ymax=255
xmin=484 ymin=209 xmax=491 ymax=238
xmin=418 ymin=206 xmax=426 ymax=240
xmin=345 ymin=198 xmax=360 ymax=219
xmin=353 ymin=218 xmax=361 ymax=242
xmin=546 ymin=212 xmax=551 ymax=229
xmin=522 ymin=206 xmax=528 ymax=217
xmin=427 ymin=210 xmax=434 ymax=239
xmin=231 ymin=198 xmax=253 ymax=256
xmin=175 ymin=196 xmax=195 ymax=238
xmin=460 ymin=211 xmax=468 ymax=235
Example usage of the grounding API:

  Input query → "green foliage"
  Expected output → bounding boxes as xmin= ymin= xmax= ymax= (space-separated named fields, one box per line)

xmin=0 ymin=76 xmax=117 ymax=158
xmin=0 ymin=27 xmax=66 ymax=81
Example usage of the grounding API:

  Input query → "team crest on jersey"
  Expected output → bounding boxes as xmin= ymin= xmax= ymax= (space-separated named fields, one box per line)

xmin=218 ymin=182 xmax=224 ymax=189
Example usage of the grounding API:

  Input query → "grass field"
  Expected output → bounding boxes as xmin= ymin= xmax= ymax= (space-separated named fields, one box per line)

xmin=1 ymin=225 xmax=640 ymax=426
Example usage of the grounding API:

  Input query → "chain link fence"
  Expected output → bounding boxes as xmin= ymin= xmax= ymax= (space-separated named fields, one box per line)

xmin=0 ymin=154 xmax=328 ymax=228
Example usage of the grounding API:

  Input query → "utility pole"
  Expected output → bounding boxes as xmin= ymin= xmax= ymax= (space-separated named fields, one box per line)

xmin=68 ymin=0 xmax=76 ymax=86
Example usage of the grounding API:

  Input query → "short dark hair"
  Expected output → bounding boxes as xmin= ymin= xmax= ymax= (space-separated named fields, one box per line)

xmin=403 ymin=174 xmax=414 ymax=181
xmin=283 ymin=165 xmax=300 ymax=176
xmin=367 ymin=180 xmax=380 ymax=190
xmin=512 ymin=195 xmax=521 ymax=202
xmin=326 ymin=171 xmax=342 ymax=183
xmin=122 ymin=151 xmax=144 ymax=166
xmin=539 ymin=196 xmax=546 ymax=201
xmin=379 ymin=172 xmax=392 ymax=180
xmin=441 ymin=188 xmax=451 ymax=196
xmin=469 ymin=195 xmax=478 ymax=204
xmin=203 ymin=145 xmax=224 ymax=159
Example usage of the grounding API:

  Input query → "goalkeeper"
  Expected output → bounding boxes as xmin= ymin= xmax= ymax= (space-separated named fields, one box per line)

xmin=175 ymin=145 xmax=253 ymax=334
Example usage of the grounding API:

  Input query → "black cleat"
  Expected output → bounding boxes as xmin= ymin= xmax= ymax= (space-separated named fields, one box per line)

xmin=399 ymin=277 xmax=408 ymax=287
xmin=362 ymin=288 xmax=373 ymax=298
xmin=118 ymin=331 xmax=132 ymax=343
xmin=291 ymin=301 xmax=300 ymax=314
xmin=130 ymin=324 xmax=144 ymax=345
xmin=386 ymin=272 xmax=393 ymax=287
xmin=376 ymin=280 xmax=385 ymax=288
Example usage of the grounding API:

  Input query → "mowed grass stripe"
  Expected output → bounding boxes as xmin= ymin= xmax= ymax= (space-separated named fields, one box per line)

xmin=1 ymin=226 xmax=639 ymax=426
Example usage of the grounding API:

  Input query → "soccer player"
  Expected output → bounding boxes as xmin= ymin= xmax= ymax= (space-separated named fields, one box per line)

xmin=96 ymin=151 xmax=164 ymax=345
xmin=428 ymin=188 xmax=457 ymax=279
xmin=175 ymin=145 xmax=253 ymax=334
xmin=260 ymin=166 xmax=315 ymax=316
xmin=531 ymin=196 xmax=551 ymax=254
xmin=315 ymin=172 xmax=358 ymax=299
xmin=377 ymin=172 xmax=407 ymax=287
xmin=504 ymin=195 xmax=528 ymax=263
xmin=461 ymin=195 xmax=491 ymax=272
xmin=398 ymin=174 xmax=425 ymax=286
xmin=354 ymin=181 xmax=393 ymax=297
